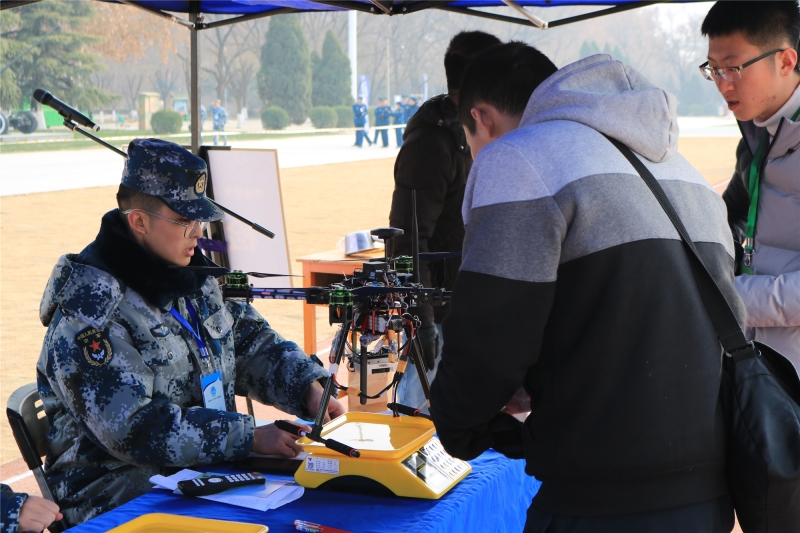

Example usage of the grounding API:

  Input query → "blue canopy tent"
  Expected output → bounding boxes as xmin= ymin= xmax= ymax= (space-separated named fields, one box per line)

xmin=1 ymin=0 xmax=709 ymax=152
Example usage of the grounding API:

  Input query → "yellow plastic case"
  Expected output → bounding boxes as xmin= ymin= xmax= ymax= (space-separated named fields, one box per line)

xmin=106 ymin=513 xmax=268 ymax=532
xmin=295 ymin=412 xmax=471 ymax=499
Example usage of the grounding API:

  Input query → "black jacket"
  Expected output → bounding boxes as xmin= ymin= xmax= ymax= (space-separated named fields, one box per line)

xmin=389 ymin=94 xmax=472 ymax=324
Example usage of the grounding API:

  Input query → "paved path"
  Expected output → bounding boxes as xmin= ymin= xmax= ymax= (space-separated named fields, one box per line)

xmin=0 ymin=133 xmax=400 ymax=196
xmin=0 ymin=117 xmax=737 ymax=197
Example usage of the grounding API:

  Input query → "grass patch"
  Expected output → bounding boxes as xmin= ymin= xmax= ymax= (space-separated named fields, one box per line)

xmin=0 ymin=130 xmax=338 ymax=154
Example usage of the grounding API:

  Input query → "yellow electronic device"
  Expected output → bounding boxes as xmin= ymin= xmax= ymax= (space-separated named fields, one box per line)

xmin=106 ymin=513 xmax=268 ymax=533
xmin=295 ymin=412 xmax=470 ymax=499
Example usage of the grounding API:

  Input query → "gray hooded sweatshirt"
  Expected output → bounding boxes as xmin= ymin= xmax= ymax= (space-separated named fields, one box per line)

xmin=431 ymin=55 xmax=744 ymax=516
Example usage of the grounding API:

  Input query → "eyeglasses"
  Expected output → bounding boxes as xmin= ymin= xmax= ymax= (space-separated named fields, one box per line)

xmin=122 ymin=209 xmax=208 ymax=238
xmin=699 ymin=48 xmax=787 ymax=82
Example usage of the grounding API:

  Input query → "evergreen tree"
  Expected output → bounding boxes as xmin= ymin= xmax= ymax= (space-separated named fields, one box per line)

xmin=257 ymin=14 xmax=312 ymax=124
xmin=0 ymin=1 xmax=116 ymax=111
xmin=579 ymin=40 xmax=601 ymax=59
xmin=312 ymin=30 xmax=352 ymax=107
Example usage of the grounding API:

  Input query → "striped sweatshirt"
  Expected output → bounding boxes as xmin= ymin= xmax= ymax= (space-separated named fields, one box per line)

xmin=430 ymin=54 xmax=746 ymax=516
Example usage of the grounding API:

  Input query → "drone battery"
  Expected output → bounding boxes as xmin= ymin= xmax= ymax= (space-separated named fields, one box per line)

xmin=365 ymin=314 xmax=388 ymax=334
xmin=350 ymin=350 xmax=397 ymax=411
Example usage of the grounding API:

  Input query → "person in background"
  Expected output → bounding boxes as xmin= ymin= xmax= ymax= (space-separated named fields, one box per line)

xmin=1 ymin=484 xmax=62 ymax=533
xmin=393 ymin=101 xmax=406 ymax=147
xmin=352 ymin=96 xmax=371 ymax=147
xmin=211 ymin=100 xmax=227 ymax=146
xmin=700 ymin=1 xmax=800 ymax=368
xmin=372 ymin=98 xmax=392 ymax=147
xmin=389 ymin=31 xmax=501 ymax=413
xmin=405 ymin=96 xmax=420 ymax=120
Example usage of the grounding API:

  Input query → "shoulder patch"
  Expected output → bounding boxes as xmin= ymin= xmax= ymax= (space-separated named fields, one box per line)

xmin=76 ymin=327 xmax=114 ymax=367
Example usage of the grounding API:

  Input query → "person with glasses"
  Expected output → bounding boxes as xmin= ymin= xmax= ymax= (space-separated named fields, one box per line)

xmin=701 ymin=1 xmax=800 ymax=369
xmin=35 ymin=138 xmax=344 ymax=526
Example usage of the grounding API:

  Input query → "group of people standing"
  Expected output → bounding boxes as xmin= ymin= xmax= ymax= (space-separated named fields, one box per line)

xmin=352 ymin=95 xmax=419 ymax=148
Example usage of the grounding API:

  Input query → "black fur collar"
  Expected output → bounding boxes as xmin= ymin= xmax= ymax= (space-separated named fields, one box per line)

xmin=77 ymin=209 xmax=211 ymax=309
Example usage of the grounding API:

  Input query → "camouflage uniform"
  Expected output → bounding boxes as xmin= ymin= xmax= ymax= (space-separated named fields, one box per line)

xmin=1 ymin=484 xmax=28 ymax=533
xmin=36 ymin=139 xmax=329 ymax=526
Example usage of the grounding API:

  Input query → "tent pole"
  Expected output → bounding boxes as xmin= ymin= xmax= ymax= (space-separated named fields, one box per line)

xmin=349 ymin=11 xmax=358 ymax=102
xmin=190 ymin=4 xmax=201 ymax=154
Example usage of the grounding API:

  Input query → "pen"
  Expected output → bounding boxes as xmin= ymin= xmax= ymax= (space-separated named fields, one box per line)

xmin=295 ymin=520 xmax=352 ymax=533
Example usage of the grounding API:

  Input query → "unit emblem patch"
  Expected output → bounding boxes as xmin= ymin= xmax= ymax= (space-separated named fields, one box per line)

xmin=76 ymin=327 xmax=113 ymax=367
xmin=195 ymin=173 xmax=207 ymax=195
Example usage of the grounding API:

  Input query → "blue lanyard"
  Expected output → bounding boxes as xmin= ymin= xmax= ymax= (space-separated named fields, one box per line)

xmin=170 ymin=300 xmax=209 ymax=360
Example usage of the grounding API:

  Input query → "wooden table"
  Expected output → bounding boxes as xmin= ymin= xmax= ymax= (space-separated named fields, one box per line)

xmin=296 ymin=248 xmax=384 ymax=355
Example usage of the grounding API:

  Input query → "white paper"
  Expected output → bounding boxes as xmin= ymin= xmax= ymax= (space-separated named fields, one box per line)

xmin=150 ymin=469 xmax=201 ymax=491
xmin=149 ymin=469 xmax=304 ymax=512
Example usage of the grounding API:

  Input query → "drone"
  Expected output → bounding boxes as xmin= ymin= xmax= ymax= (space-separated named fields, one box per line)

xmin=218 ymin=224 xmax=453 ymax=458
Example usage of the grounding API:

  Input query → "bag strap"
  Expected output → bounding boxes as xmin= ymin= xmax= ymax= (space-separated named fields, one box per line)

xmin=603 ymin=135 xmax=755 ymax=362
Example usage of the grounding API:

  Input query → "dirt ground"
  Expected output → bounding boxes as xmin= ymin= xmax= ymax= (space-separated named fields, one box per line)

xmin=0 ymin=135 xmax=740 ymax=473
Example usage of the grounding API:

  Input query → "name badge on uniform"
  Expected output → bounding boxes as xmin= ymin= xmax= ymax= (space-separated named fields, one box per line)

xmin=201 ymin=372 xmax=226 ymax=411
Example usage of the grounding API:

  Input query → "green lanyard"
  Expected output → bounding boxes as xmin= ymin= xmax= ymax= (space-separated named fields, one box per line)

xmin=742 ymin=104 xmax=800 ymax=274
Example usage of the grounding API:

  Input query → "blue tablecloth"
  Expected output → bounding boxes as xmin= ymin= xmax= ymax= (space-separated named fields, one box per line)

xmin=70 ymin=450 xmax=540 ymax=533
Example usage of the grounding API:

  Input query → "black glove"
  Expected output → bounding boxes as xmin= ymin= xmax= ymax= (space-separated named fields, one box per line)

xmin=416 ymin=322 xmax=439 ymax=371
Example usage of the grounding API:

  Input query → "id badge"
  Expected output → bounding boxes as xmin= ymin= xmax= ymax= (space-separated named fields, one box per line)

xmin=201 ymin=371 xmax=226 ymax=411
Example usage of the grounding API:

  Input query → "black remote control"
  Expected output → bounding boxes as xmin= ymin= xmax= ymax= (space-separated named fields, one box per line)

xmin=177 ymin=472 xmax=266 ymax=497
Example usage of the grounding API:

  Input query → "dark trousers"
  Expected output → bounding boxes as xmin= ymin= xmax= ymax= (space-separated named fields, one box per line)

xmin=524 ymin=494 xmax=735 ymax=533
xmin=355 ymin=129 xmax=371 ymax=147
xmin=372 ymin=127 xmax=389 ymax=146
xmin=395 ymin=126 xmax=404 ymax=147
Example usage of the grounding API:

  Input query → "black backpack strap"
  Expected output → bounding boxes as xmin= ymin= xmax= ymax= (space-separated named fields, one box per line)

xmin=603 ymin=135 xmax=754 ymax=361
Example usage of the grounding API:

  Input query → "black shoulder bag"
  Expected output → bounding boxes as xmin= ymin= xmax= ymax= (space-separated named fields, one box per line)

xmin=606 ymin=136 xmax=800 ymax=533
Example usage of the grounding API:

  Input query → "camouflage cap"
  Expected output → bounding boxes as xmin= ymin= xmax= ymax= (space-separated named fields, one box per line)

xmin=121 ymin=138 xmax=223 ymax=222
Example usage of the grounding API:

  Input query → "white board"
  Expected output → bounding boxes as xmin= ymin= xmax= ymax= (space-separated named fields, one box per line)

xmin=206 ymin=149 xmax=292 ymax=288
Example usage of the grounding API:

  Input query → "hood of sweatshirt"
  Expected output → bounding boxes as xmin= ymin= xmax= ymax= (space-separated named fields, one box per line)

xmin=521 ymin=54 xmax=679 ymax=163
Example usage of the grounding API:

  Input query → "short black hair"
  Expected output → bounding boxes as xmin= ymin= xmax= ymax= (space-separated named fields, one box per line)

xmin=444 ymin=31 xmax=503 ymax=91
xmin=117 ymin=184 xmax=166 ymax=220
xmin=458 ymin=41 xmax=558 ymax=135
xmin=702 ymin=1 xmax=800 ymax=64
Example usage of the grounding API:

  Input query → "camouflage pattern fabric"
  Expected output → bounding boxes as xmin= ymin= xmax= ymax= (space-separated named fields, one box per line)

xmin=37 ymin=255 xmax=329 ymax=526
xmin=121 ymin=138 xmax=222 ymax=222
xmin=0 ymin=484 xmax=28 ymax=533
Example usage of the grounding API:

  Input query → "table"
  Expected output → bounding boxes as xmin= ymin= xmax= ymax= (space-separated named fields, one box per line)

xmin=70 ymin=450 xmax=541 ymax=533
xmin=296 ymin=248 xmax=384 ymax=355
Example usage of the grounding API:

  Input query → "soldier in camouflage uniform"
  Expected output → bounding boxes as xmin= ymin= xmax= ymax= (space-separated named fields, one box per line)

xmin=36 ymin=139 xmax=344 ymax=526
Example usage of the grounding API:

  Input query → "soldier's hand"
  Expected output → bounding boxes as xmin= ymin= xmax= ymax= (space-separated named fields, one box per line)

xmin=253 ymin=423 xmax=309 ymax=458
xmin=304 ymin=382 xmax=346 ymax=423
xmin=18 ymin=495 xmax=62 ymax=532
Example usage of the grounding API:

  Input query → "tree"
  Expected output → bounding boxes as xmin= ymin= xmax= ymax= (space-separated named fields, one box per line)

xmin=312 ymin=30 xmax=352 ymax=107
xmin=257 ymin=14 xmax=312 ymax=124
xmin=122 ymin=74 xmax=144 ymax=112
xmin=579 ymin=40 xmax=601 ymax=59
xmin=89 ymin=2 xmax=181 ymax=64
xmin=229 ymin=56 xmax=257 ymax=115
xmin=200 ymin=18 xmax=261 ymax=113
xmin=152 ymin=69 xmax=180 ymax=109
xmin=0 ymin=1 xmax=116 ymax=111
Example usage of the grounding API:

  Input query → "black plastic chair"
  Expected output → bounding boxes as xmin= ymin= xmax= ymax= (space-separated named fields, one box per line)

xmin=6 ymin=382 xmax=67 ymax=532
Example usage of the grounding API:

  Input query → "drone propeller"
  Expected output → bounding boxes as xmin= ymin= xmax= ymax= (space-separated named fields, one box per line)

xmin=170 ymin=265 xmax=303 ymax=278
xmin=334 ymin=252 xmax=461 ymax=264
